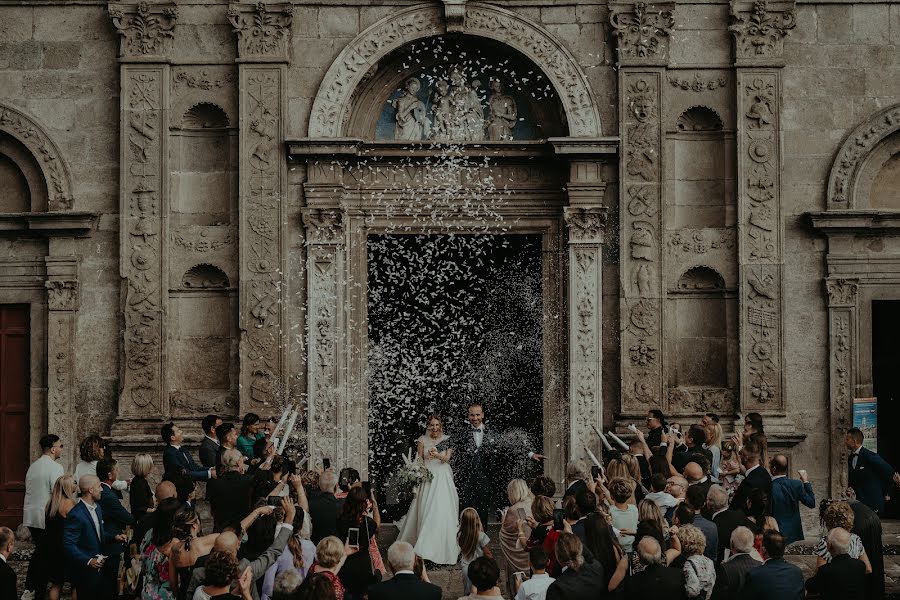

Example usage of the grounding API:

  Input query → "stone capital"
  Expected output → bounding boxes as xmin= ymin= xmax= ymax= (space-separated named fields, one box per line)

xmin=442 ymin=0 xmax=467 ymax=33
xmin=826 ymin=278 xmax=859 ymax=308
xmin=565 ymin=206 xmax=608 ymax=244
xmin=302 ymin=208 xmax=344 ymax=244
xmin=227 ymin=3 xmax=294 ymax=62
xmin=108 ymin=2 xmax=178 ymax=62
xmin=608 ymin=2 xmax=675 ymax=67
xmin=45 ymin=280 xmax=79 ymax=311
xmin=729 ymin=0 xmax=796 ymax=65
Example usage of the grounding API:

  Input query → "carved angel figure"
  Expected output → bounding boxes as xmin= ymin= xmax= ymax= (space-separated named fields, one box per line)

xmin=392 ymin=77 xmax=429 ymax=141
xmin=430 ymin=78 xmax=451 ymax=141
xmin=487 ymin=79 xmax=517 ymax=141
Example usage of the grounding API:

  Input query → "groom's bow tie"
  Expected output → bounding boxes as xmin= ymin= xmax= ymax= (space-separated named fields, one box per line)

xmin=472 ymin=426 xmax=483 ymax=432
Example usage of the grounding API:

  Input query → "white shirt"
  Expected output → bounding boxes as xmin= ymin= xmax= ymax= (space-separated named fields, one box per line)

xmin=205 ymin=435 xmax=219 ymax=446
xmin=711 ymin=508 xmax=727 ymax=521
xmin=851 ymin=447 xmax=862 ymax=469
xmin=473 ymin=426 xmax=484 ymax=448
xmin=515 ymin=573 xmax=554 ymax=600
xmin=23 ymin=455 xmax=64 ymax=529
xmin=82 ymin=498 xmax=102 ymax=541
xmin=772 ymin=474 xmax=786 ymax=480
xmin=75 ymin=460 xmax=128 ymax=491
xmin=745 ymin=464 xmax=760 ymax=477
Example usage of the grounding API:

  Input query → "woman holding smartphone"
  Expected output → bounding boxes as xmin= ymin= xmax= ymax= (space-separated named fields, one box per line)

xmin=499 ymin=479 xmax=534 ymax=598
xmin=336 ymin=487 xmax=380 ymax=597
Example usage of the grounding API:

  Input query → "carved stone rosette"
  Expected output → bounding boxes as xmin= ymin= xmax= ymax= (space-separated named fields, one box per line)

xmin=825 ymin=277 xmax=858 ymax=496
xmin=227 ymin=3 xmax=294 ymax=62
xmin=109 ymin=2 xmax=178 ymax=61
xmin=564 ymin=205 xmax=606 ymax=453
xmin=119 ymin=66 xmax=167 ymax=418
xmin=729 ymin=0 xmax=796 ymax=66
xmin=302 ymin=208 xmax=345 ymax=463
xmin=609 ymin=2 xmax=675 ymax=67
xmin=620 ymin=72 xmax=664 ymax=411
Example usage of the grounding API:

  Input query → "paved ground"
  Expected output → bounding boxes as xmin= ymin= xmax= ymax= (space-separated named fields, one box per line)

xmin=11 ymin=518 xmax=900 ymax=599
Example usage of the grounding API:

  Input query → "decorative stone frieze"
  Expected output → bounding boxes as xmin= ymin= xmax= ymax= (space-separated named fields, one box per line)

xmin=667 ymin=73 xmax=728 ymax=92
xmin=227 ymin=3 xmax=294 ymax=62
xmin=729 ymin=0 xmax=796 ymax=65
xmin=109 ymin=2 xmax=178 ymax=62
xmin=608 ymin=2 xmax=675 ymax=67
xmin=45 ymin=255 xmax=79 ymax=464
xmin=45 ymin=280 xmax=79 ymax=311
xmin=0 ymin=104 xmax=75 ymax=210
xmin=824 ymin=277 xmax=858 ymax=496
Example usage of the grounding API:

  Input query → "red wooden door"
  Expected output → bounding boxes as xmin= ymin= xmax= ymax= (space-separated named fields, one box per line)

xmin=0 ymin=305 xmax=29 ymax=528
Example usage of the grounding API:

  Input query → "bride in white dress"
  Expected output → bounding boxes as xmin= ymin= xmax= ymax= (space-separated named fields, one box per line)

xmin=397 ymin=414 xmax=461 ymax=564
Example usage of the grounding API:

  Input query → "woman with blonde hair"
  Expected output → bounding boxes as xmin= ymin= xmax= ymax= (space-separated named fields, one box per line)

xmin=311 ymin=536 xmax=347 ymax=600
xmin=44 ymin=474 xmax=79 ymax=600
xmin=606 ymin=459 xmax=641 ymax=504
xmin=499 ymin=478 xmax=533 ymax=598
xmin=130 ymin=453 xmax=154 ymax=520
xmin=677 ymin=524 xmax=716 ymax=599
xmin=458 ymin=507 xmax=492 ymax=595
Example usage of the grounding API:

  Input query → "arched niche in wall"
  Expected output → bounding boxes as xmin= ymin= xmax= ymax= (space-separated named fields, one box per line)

xmin=0 ymin=132 xmax=46 ymax=213
xmin=665 ymin=106 xmax=735 ymax=229
xmin=853 ymin=131 xmax=900 ymax=211
xmin=346 ymin=36 xmax=567 ymax=141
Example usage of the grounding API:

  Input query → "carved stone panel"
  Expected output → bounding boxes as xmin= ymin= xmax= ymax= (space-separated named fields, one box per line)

xmin=108 ymin=3 xmax=178 ymax=62
xmin=737 ymin=71 xmax=784 ymax=411
xmin=729 ymin=0 xmax=796 ymax=66
xmin=620 ymin=72 xmax=664 ymax=411
xmin=829 ymin=306 xmax=855 ymax=496
xmin=239 ymin=66 xmax=287 ymax=413
xmin=46 ymin=276 xmax=77 ymax=451
xmin=119 ymin=66 xmax=167 ymax=418
xmin=609 ymin=2 xmax=675 ymax=67
xmin=227 ymin=3 xmax=294 ymax=62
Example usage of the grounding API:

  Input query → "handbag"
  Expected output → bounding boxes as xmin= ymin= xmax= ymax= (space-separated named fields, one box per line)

xmin=686 ymin=559 xmax=708 ymax=600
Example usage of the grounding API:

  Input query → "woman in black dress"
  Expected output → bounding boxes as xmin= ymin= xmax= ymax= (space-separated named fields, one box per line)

xmin=335 ymin=487 xmax=380 ymax=598
xmin=45 ymin=474 xmax=79 ymax=600
xmin=130 ymin=453 xmax=155 ymax=520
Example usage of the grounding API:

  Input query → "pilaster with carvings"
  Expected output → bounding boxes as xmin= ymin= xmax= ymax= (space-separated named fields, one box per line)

xmin=732 ymin=1 xmax=792 ymax=413
xmin=609 ymin=2 xmax=675 ymax=67
xmin=45 ymin=271 xmax=78 ymax=455
xmin=826 ymin=278 xmax=858 ymax=496
xmin=227 ymin=3 xmax=294 ymax=62
xmin=109 ymin=2 xmax=178 ymax=62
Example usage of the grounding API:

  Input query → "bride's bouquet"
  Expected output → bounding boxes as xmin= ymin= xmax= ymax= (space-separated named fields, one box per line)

xmin=393 ymin=450 xmax=434 ymax=498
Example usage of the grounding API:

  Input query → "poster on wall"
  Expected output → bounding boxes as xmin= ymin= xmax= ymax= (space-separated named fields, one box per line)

xmin=853 ymin=397 xmax=878 ymax=452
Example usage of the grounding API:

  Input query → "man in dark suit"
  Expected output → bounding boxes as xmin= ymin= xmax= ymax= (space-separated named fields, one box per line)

xmin=730 ymin=438 xmax=772 ymax=513
xmin=770 ymin=454 xmax=815 ymax=544
xmin=207 ymin=449 xmax=253 ymax=532
xmin=97 ymin=458 xmax=135 ymax=598
xmin=561 ymin=459 xmax=589 ymax=504
xmin=199 ymin=414 xmax=222 ymax=469
xmin=805 ymin=527 xmax=866 ymax=600
xmin=161 ymin=422 xmax=215 ymax=481
xmin=451 ymin=402 xmax=544 ymax=527
xmin=685 ymin=460 xmax=713 ymax=504
xmin=849 ymin=499 xmax=885 ymax=600
xmin=720 ymin=526 xmax=761 ymax=595
xmin=308 ymin=469 xmax=343 ymax=544
xmin=0 ymin=527 xmax=17 ymax=600
xmin=707 ymin=484 xmax=751 ymax=562
xmin=215 ymin=421 xmax=239 ymax=475
xmin=368 ymin=541 xmax=441 ymax=600
xmin=668 ymin=424 xmax=714 ymax=474
xmin=740 ymin=530 xmax=804 ymax=600
xmin=685 ymin=484 xmax=718 ymax=561
xmin=625 ymin=536 xmax=684 ymax=599
xmin=846 ymin=427 xmax=894 ymax=514
xmin=65 ymin=475 xmax=121 ymax=597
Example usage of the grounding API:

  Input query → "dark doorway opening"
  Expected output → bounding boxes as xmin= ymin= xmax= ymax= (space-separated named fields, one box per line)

xmin=367 ymin=234 xmax=544 ymax=520
xmin=872 ymin=300 xmax=900 ymax=517
xmin=0 ymin=305 xmax=29 ymax=528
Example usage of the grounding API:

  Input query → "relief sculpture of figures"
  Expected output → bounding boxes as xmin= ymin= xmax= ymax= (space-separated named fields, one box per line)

xmin=444 ymin=67 xmax=485 ymax=141
xmin=487 ymin=79 xmax=517 ymax=140
xmin=430 ymin=78 xmax=451 ymax=141
xmin=392 ymin=77 xmax=429 ymax=140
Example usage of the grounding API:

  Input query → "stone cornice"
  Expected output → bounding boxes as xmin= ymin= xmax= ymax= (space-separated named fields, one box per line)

xmin=809 ymin=210 xmax=900 ymax=233
xmin=608 ymin=2 xmax=675 ymax=67
xmin=227 ymin=2 xmax=294 ymax=62
xmin=729 ymin=0 xmax=796 ymax=66
xmin=108 ymin=2 xmax=178 ymax=63
xmin=0 ymin=212 xmax=97 ymax=237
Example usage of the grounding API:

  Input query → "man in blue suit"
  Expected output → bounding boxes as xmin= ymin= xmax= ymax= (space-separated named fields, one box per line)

xmin=846 ymin=427 xmax=894 ymax=514
xmin=162 ymin=422 xmax=216 ymax=481
xmin=741 ymin=530 xmax=804 ymax=600
xmin=97 ymin=458 xmax=135 ymax=598
xmin=65 ymin=475 xmax=124 ymax=598
xmin=770 ymin=454 xmax=815 ymax=544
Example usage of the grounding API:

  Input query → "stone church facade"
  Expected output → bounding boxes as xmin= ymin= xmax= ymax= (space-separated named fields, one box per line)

xmin=0 ymin=0 xmax=898 ymax=515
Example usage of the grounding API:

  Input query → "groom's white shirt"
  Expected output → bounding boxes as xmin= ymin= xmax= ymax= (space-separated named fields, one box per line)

xmin=472 ymin=425 xmax=484 ymax=449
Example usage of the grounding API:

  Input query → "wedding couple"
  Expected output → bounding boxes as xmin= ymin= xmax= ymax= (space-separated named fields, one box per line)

xmin=397 ymin=402 xmax=544 ymax=564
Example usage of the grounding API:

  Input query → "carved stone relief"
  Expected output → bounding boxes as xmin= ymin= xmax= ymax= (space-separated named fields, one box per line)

xmin=45 ymin=280 xmax=79 ymax=311
xmin=668 ymin=387 xmax=735 ymax=413
xmin=621 ymin=73 xmax=663 ymax=411
xmin=227 ymin=3 xmax=294 ymax=61
xmin=729 ymin=0 xmax=796 ymax=63
xmin=307 ymin=3 xmax=601 ymax=138
xmin=668 ymin=73 xmax=728 ymax=92
xmin=826 ymin=278 xmax=859 ymax=307
xmin=108 ymin=2 xmax=178 ymax=61
xmin=609 ymin=2 xmax=675 ymax=67
xmin=45 ymin=273 xmax=78 ymax=451
xmin=0 ymin=104 xmax=75 ymax=210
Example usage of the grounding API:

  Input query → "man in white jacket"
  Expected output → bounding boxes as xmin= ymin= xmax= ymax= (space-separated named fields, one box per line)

xmin=21 ymin=434 xmax=65 ymax=600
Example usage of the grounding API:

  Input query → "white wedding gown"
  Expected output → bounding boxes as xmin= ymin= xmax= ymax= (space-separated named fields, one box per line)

xmin=396 ymin=434 xmax=461 ymax=564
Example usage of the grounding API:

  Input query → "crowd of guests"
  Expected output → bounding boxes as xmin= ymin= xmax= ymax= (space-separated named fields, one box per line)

xmin=10 ymin=410 xmax=894 ymax=600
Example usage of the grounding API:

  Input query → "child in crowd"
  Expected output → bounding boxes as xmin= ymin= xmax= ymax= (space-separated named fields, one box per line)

xmin=514 ymin=546 xmax=555 ymax=600
xmin=607 ymin=478 xmax=639 ymax=553
xmin=719 ymin=440 xmax=742 ymax=498
xmin=459 ymin=507 xmax=492 ymax=595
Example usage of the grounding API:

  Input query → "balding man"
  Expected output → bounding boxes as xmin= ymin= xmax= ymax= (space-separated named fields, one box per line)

xmin=805 ymin=527 xmax=866 ymax=600
xmin=770 ymin=454 xmax=815 ymax=544
xmin=707 ymin=484 xmax=751 ymax=562
xmin=0 ymin=527 xmax=16 ymax=600
xmin=368 ymin=540 xmax=442 ymax=600
xmin=624 ymin=537 xmax=684 ymax=599
xmin=207 ymin=448 xmax=252 ymax=532
xmin=309 ymin=469 xmax=343 ymax=544
xmin=685 ymin=461 xmax=712 ymax=501
xmin=65 ymin=475 xmax=119 ymax=597
xmin=721 ymin=526 xmax=761 ymax=595
xmin=663 ymin=474 xmax=688 ymax=523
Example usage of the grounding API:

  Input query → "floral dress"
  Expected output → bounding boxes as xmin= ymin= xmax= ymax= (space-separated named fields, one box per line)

xmin=141 ymin=531 xmax=174 ymax=600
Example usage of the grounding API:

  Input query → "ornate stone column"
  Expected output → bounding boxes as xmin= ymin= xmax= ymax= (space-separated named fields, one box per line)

xmin=109 ymin=3 xmax=177 ymax=425
xmin=729 ymin=0 xmax=795 ymax=414
xmin=228 ymin=3 xmax=292 ymax=415
xmin=564 ymin=196 xmax=607 ymax=460
xmin=826 ymin=278 xmax=858 ymax=496
xmin=610 ymin=2 xmax=674 ymax=413
xmin=45 ymin=258 xmax=78 ymax=465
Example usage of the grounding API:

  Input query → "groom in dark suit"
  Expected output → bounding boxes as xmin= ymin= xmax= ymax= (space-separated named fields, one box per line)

xmin=451 ymin=402 xmax=544 ymax=527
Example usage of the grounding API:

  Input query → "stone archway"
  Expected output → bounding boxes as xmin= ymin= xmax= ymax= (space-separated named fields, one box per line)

xmin=307 ymin=2 xmax=603 ymax=139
